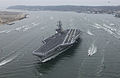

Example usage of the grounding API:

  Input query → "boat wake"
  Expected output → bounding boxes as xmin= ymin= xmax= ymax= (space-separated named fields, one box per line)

xmin=96 ymin=40 xmax=109 ymax=76
xmin=15 ymin=25 xmax=26 ymax=31
xmin=96 ymin=51 xmax=105 ymax=76
xmin=0 ymin=23 xmax=40 ymax=34
xmin=0 ymin=30 xmax=12 ymax=34
xmin=88 ymin=43 xmax=97 ymax=56
xmin=15 ymin=24 xmax=38 ymax=32
xmin=92 ymin=23 xmax=101 ymax=29
xmin=31 ymin=22 xmax=39 ymax=26
xmin=87 ymin=30 xmax=94 ymax=36
xmin=0 ymin=51 xmax=20 ymax=66
xmin=0 ymin=25 xmax=27 ymax=34
xmin=92 ymin=23 xmax=120 ymax=39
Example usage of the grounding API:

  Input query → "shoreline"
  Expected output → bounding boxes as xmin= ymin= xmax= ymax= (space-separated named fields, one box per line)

xmin=0 ymin=11 xmax=28 ymax=25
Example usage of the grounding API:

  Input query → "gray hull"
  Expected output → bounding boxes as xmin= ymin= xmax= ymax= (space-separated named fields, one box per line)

xmin=33 ymin=26 xmax=81 ymax=62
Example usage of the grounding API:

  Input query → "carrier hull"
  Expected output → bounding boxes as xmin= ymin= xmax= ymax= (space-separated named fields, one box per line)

xmin=33 ymin=21 xmax=81 ymax=62
xmin=35 ymin=35 xmax=80 ymax=62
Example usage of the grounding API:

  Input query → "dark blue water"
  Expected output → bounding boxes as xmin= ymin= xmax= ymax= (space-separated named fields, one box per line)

xmin=0 ymin=11 xmax=120 ymax=78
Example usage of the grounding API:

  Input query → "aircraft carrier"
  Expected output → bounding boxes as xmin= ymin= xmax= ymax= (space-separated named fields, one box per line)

xmin=33 ymin=21 xmax=81 ymax=62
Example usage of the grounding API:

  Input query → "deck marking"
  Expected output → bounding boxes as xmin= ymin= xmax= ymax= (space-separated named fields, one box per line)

xmin=71 ymin=29 xmax=76 ymax=43
xmin=67 ymin=29 xmax=74 ymax=43
xmin=62 ymin=29 xmax=72 ymax=44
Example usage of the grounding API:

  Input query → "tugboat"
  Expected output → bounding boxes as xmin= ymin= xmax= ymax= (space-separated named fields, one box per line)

xmin=33 ymin=21 xmax=81 ymax=62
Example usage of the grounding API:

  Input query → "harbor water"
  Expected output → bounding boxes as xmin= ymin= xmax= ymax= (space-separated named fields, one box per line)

xmin=0 ymin=11 xmax=120 ymax=78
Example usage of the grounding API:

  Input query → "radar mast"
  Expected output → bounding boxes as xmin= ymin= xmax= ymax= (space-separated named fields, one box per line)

xmin=56 ymin=21 xmax=63 ymax=33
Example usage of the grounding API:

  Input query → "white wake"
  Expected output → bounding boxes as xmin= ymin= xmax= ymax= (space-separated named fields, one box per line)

xmin=87 ymin=30 xmax=94 ymax=36
xmin=0 ymin=51 xmax=20 ymax=66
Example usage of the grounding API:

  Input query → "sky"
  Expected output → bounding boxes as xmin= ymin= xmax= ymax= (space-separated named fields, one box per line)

xmin=0 ymin=0 xmax=119 ymax=7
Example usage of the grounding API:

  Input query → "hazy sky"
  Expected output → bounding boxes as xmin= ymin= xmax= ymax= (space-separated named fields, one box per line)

xmin=0 ymin=0 xmax=119 ymax=7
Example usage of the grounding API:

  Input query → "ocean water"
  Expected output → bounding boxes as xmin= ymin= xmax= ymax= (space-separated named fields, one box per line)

xmin=0 ymin=11 xmax=120 ymax=78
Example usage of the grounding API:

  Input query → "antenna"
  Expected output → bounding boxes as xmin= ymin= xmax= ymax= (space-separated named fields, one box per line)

xmin=57 ymin=21 xmax=62 ymax=29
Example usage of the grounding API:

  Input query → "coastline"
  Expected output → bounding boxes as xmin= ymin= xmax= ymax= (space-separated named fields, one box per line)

xmin=0 ymin=11 xmax=28 ymax=25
